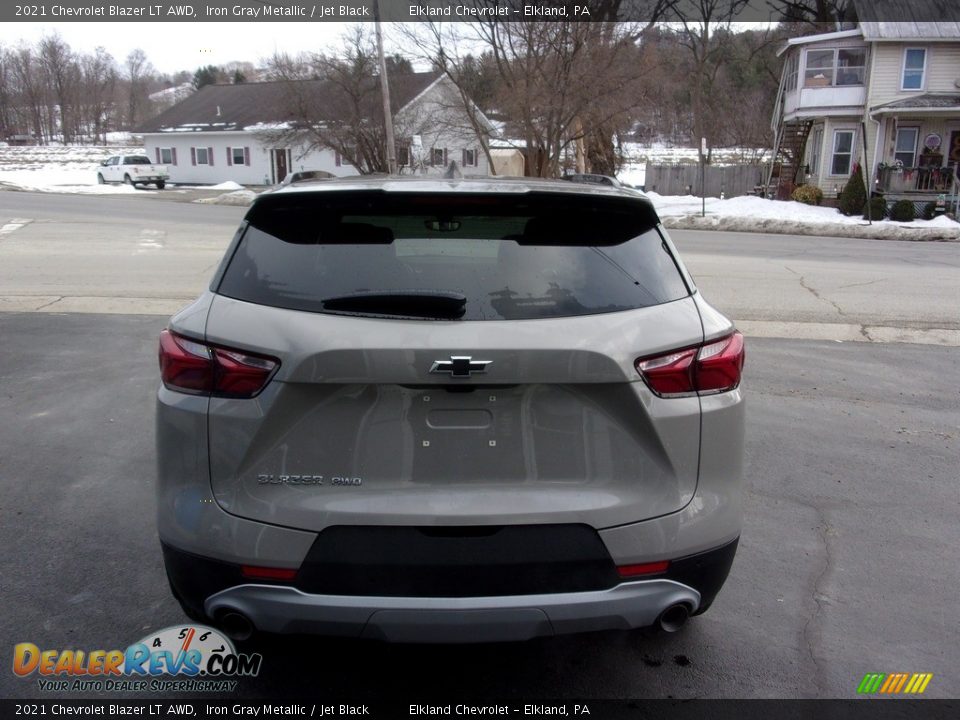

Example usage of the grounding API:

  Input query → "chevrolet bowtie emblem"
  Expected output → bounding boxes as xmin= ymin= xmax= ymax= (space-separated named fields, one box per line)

xmin=429 ymin=355 xmax=492 ymax=379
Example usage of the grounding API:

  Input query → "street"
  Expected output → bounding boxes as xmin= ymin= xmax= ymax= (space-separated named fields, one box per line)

xmin=0 ymin=192 xmax=957 ymax=344
xmin=0 ymin=192 xmax=958 ymax=700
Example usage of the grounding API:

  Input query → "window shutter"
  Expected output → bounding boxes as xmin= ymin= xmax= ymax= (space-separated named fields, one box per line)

xmin=335 ymin=152 xmax=341 ymax=167
xmin=191 ymin=147 xmax=196 ymax=166
xmin=208 ymin=147 xmax=214 ymax=166
xmin=443 ymin=148 xmax=448 ymax=166
xmin=461 ymin=149 xmax=466 ymax=166
xmin=155 ymin=148 xmax=160 ymax=163
xmin=244 ymin=147 xmax=250 ymax=166
xmin=172 ymin=148 xmax=177 ymax=166
xmin=227 ymin=147 xmax=232 ymax=166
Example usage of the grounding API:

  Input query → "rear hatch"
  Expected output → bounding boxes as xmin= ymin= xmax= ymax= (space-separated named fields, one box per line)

xmin=198 ymin=189 xmax=704 ymax=531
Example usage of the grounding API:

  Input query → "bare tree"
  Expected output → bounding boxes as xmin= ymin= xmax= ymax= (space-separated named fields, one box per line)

xmin=401 ymin=2 xmax=667 ymax=178
xmin=264 ymin=26 xmax=406 ymax=174
xmin=125 ymin=49 xmax=153 ymax=127
xmin=665 ymin=0 xmax=751 ymax=162
xmin=767 ymin=0 xmax=857 ymax=29
xmin=78 ymin=48 xmax=118 ymax=144
xmin=8 ymin=45 xmax=47 ymax=143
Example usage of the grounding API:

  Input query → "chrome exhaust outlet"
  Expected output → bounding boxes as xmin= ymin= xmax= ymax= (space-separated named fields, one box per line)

xmin=218 ymin=610 xmax=255 ymax=642
xmin=657 ymin=603 xmax=690 ymax=633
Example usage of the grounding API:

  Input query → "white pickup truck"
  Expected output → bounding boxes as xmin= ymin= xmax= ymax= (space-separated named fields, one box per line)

xmin=97 ymin=154 xmax=169 ymax=189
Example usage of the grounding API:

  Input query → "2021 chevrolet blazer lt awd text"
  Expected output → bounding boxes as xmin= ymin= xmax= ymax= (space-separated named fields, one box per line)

xmin=156 ymin=177 xmax=745 ymax=643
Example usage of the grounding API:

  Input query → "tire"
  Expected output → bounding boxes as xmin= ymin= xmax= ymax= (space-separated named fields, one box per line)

xmin=123 ymin=174 xmax=133 ymax=185
xmin=97 ymin=174 xmax=105 ymax=185
xmin=155 ymin=180 xmax=165 ymax=190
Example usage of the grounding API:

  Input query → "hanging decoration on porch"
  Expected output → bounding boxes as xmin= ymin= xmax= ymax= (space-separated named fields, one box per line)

xmin=923 ymin=134 xmax=942 ymax=152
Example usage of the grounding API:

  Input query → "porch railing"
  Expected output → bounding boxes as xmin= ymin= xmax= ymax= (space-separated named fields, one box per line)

xmin=877 ymin=165 xmax=958 ymax=194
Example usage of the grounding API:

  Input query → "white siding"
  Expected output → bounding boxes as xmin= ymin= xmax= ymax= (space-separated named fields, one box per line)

xmin=142 ymin=133 xmax=360 ymax=185
xmin=142 ymin=76 xmax=492 ymax=184
xmin=867 ymin=42 xmax=960 ymax=108
xmin=395 ymin=77 xmax=492 ymax=177
xmin=808 ymin=117 xmax=864 ymax=196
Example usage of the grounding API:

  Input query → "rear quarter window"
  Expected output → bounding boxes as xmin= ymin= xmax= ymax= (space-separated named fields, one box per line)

xmin=216 ymin=191 xmax=690 ymax=321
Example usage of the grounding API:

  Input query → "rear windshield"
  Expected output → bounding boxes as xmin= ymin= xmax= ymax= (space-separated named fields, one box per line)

xmin=124 ymin=156 xmax=152 ymax=165
xmin=216 ymin=191 xmax=689 ymax=321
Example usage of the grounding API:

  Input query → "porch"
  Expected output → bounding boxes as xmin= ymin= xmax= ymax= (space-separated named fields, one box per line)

xmin=868 ymin=93 xmax=960 ymax=211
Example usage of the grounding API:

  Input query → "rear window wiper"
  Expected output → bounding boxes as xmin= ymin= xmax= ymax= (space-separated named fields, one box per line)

xmin=320 ymin=290 xmax=467 ymax=319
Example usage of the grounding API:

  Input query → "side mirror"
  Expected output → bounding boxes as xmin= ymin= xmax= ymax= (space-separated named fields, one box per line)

xmin=100 ymin=161 xmax=109 ymax=167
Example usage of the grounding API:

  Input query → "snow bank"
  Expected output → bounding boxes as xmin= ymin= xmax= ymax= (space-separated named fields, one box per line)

xmin=193 ymin=189 xmax=258 ymax=206
xmin=647 ymin=192 xmax=960 ymax=241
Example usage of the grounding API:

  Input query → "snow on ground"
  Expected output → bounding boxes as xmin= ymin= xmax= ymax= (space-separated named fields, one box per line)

xmin=193 ymin=189 xmax=258 ymax=206
xmin=0 ymin=147 xmax=250 ymax=195
xmin=647 ymin=192 xmax=960 ymax=241
xmin=0 ymin=145 xmax=956 ymax=240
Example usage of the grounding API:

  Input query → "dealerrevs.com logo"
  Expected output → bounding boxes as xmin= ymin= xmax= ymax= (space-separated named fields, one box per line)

xmin=13 ymin=625 xmax=262 ymax=692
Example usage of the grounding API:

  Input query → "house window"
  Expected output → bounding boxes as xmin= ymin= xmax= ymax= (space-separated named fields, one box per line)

xmin=830 ymin=130 xmax=855 ymax=176
xmin=335 ymin=147 xmax=355 ymax=168
xmin=804 ymin=48 xmax=866 ymax=87
xmin=785 ymin=52 xmax=799 ymax=91
xmin=431 ymin=147 xmax=446 ymax=166
xmin=901 ymin=48 xmax=926 ymax=90
xmin=804 ymin=50 xmax=835 ymax=87
xmin=462 ymin=148 xmax=477 ymax=167
xmin=836 ymin=49 xmax=866 ymax=86
xmin=159 ymin=148 xmax=173 ymax=165
xmin=808 ymin=126 xmax=823 ymax=175
xmin=195 ymin=147 xmax=209 ymax=165
xmin=894 ymin=127 xmax=919 ymax=167
xmin=397 ymin=144 xmax=410 ymax=166
xmin=232 ymin=147 xmax=246 ymax=165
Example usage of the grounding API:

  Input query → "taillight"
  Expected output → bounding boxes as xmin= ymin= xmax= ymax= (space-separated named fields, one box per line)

xmin=617 ymin=560 xmax=670 ymax=578
xmin=240 ymin=565 xmax=297 ymax=581
xmin=158 ymin=330 xmax=278 ymax=398
xmin=635 ymin=331 xmax=744 ymax=397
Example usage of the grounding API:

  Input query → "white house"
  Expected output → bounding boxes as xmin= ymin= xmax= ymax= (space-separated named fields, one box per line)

xmin=769 ymin=8 xmax=960 ymax=208
xmin=136 ymin=72 xmax=494 ymax=185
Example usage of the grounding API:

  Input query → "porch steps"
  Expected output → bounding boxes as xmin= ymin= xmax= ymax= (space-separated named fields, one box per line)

xmin=767 ymin=120 xmax=813 ymax=200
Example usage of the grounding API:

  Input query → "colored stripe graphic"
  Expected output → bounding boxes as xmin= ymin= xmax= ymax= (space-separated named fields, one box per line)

xmin=857 ymin=672 xmax=932 ymax=694
xmin=857 ymin=673 xmax=885 ymax=694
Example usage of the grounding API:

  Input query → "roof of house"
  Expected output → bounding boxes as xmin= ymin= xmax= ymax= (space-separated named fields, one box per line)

xmin=853 ymin=0 xmax=960 ymax=38
xmin=137 ymin=71 xmax=441 ymax=134
xmin=859 ymin=21 xmax=960 ymax=41
xmin=776 ymin=29 xmax=864 ymax=57
xmin=870 ymin=93 xmax=960 ymax=113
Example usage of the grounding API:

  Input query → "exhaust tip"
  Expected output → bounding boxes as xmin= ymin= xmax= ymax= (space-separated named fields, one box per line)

xmin=657 ymin=603 xmax=691 ymax=633
xmin=218 ymin=610 xmax=255 ymax=642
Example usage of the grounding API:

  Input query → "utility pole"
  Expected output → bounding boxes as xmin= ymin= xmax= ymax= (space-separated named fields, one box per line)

xmin=374 ymin=0 xmax=397 ymax=175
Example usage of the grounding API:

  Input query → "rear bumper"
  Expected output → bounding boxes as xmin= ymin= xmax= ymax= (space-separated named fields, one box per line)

xmin=162 ymin=537 xmax=737 ymax=642
xmin=204 ymin=580 xmax=701 ymax=643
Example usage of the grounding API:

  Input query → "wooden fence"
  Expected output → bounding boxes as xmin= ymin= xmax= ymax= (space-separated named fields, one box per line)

xmin=643 ymin=163 xmax=769 ymax=197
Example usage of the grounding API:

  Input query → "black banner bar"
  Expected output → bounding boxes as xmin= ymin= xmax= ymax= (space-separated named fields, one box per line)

xmin=4 ymin=0 xmax=960 ymax=23
xmin=1 ymin=699 xmax=959 ymax=720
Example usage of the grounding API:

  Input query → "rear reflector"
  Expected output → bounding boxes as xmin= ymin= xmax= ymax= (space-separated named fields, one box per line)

xmin=240 ymin=565 xmax=298 ymax=581
xmin=635 ymin=331 xmax=744 ymax=397
xmin=617 ymin=560 xmax=670 ymax=578
xmin=159 ymin=330 xmax=279 ymax=398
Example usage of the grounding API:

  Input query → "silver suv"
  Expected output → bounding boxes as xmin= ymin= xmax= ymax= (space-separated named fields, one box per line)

xmin=156 ymin=177 xmax=744 ymax=643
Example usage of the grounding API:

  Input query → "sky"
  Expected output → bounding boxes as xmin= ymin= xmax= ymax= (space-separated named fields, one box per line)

xmin=5 ymin=21 xmax=367 ymax=75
